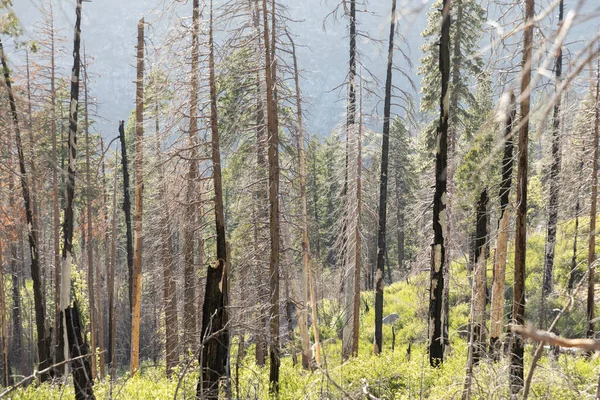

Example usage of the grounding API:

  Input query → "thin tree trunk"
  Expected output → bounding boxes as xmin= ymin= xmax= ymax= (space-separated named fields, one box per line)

xmin=587 ymin=63 xmax=600 ymax=341
xmin=156 ymin=112 xmax=180 ymax=377
xmin=60 ymin=1 xmax=95 ymax=396
xmin=541 ymin=0 xmax=564 ymax=312
xmin=83 ymin=53 xmax=97 ymax=381
xmin=286 ymin=29 xmax=313 ymax=370
xmin=374 ymin=0 xmax=396 ymax=355
xmin=184 ymin=0 xmax=201 ymax=354
xmin=569 ymin=159 xmax=583 ymax=292
xmin=395 ymin=172 xmax=405 ymax=277
xmin=130 ymin=17 xmax=144 ymax=375
xmin=49 ymin=1 xmax=62 ymax=371
xmin=98 ymin=139 xmax=108 ymax=380
xmin=472 ymin=190 xmax=488 ymax=363
xmin=510 ymin=0 xmax=535 ymax=393
xmin=261 ymin=0 xmax=281 ymax=392
xmin=197 ymin=2 xmax=229 ymax=397
xmin=341 ymin=0 xmax=357 ymax=362
xmin=0 ymin=36 xmax=52 ymax=382
xmin=108 ymin=150 xmax=118 ymax=379
xmin=444 ymin=0 xmax=464 ymax=348
xmin=489 ymin=91 xmax=516 ymax=357
xmin=428 ymin=0 xmax=450 ymax=367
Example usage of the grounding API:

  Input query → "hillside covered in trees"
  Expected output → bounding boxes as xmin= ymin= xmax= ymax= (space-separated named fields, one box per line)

xmin=0 ymin=0 xmax=600 ymax=399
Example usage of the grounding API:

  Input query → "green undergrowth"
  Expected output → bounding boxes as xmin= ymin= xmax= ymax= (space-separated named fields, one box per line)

xmin=11 ymin=220 xmax=600 ymax=398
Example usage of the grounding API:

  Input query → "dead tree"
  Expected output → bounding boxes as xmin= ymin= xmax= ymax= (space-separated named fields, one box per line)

xmin=428 ymin=0 xmax=450 ymax=367
xmin=510 ymin=0 xmax=535 ymax=393
xmin=489 ymin=91 xmax=515 ymax=357
xmin=197 ymin=1 xmax=230 ymax=397
xmin=59 ymin=0 xmax=95 ymax=397
xmin=130 ymin=17 xmax=145 ymax=374
xmin=374 ymin=0 xmax=397 ymax=356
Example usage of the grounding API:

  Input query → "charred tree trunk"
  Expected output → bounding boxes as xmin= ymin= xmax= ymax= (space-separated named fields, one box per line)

xmin=472 ymin=190 xmax=488 ymax=363
xmin=510 ymin=0 xmax=535 ymax=393
xmin=374 ymin=0 xmax=396 ymax=355
xmin=541 ymin=0 xmax=564 ymax=308
xmin=197 ymin=2 xmax=230 ymax=397
xmin=428 ymin=0 xmax=450 ymax=367
xmin=0 ymin=36 xmax=52 ymax=381
xmin=119 ymin=119 xmax=134 ymax=316
xmin=489 ymin=91 xmax=515 ymax=358
xmin=59 ymin=1 xmax=95 ymax=396
xmin=130 ymin=17 xmax=144 ymax=375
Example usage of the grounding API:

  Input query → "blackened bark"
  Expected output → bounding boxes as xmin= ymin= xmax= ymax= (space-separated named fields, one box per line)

xmin=541 ymin=0 xmax=564 ymax=301
xmin=428 ymin=0 xmax=450 ymax=367
xmin=374 ymin=0 xmax=396 ymax=355
xmin=64 ymin=303 xmax=95 ymax=400
xmin=197 ymin=2 xmax=229 ymax=397
xmin=569 ymin=160 xmax=583 ymax=292
xmin=119 ymin=120 xmax=134 ymax=313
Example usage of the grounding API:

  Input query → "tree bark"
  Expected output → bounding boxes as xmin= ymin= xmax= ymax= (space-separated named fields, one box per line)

xmin=0 ymin=36 xmax=52 ymax=381
xmin=374 ymin=0 xmax=396 ymax=355
xmin=261 ymin=0 xmax=281 ymax=392
xmin=130 ymin=17 xmax=145 ymax=375
xmin=197 ymin=2 xmax=229 ymax=397
xmin=510 ymin=0 xmax=535 ymax=393
xmin=428 ymin=0 xmax=450 ymax=367
xmin=472 ymin=190 xmax=488 ymax=363
xmin=119 ymin=119 xmax=134 ymax=317
xmin=489 ymin=91 xmax=515 ymax=357
xmin=541 ymin=0 xmax=564 ymax=307
xmin=60 ymin=1 xmax=95 ymax=396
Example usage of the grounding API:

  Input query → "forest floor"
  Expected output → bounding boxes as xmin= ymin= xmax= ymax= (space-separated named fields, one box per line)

xmin=10 ymin=219 xmax=600 ymax=399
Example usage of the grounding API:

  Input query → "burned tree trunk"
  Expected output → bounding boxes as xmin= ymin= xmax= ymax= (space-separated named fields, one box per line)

xmin=472 ymin=190 xmax=488 ymax=363
xmin=428 ymin=0 xmax=450 ymax=367
xmin=374 ymin=0 xmax=397 ymax=355
xmin=0 ymin=36 xmax=52 ymax=382
xmin=541 ymin=0 xmax=564 ymax=305
xmin=59 ymin=0 xmax=95 ymax=396
xmin=130 ymin=17 xmax=145 ymax=375
xmin=510 ymin=0 xmax=535 ymax=393
xmin=489 ymin=91 xmax=515 ymax=357
xmin=197 ymin=2 xmax=229 ymax=397
xmin=119 ymin=119 xmax=134 ymax=315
